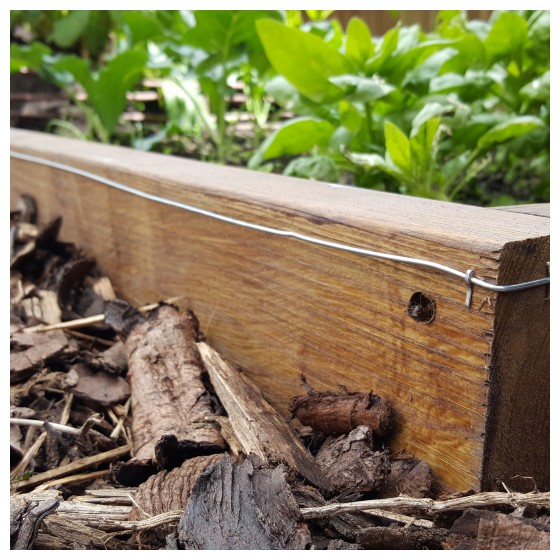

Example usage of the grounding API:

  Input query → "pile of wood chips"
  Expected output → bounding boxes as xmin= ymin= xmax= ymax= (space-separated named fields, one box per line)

xmin=9 ymin=195 xmax=550 ymax=550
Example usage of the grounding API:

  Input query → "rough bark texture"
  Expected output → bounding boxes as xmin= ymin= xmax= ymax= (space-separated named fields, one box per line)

xmin=10 ymin=330 xmax=77 ymax=383
xmin=289 ymin=387 xmax=393 ymax=440
xmin=357 ymin=526 xmax=449 ymax=550
xmin=178 ymin=455 xmax=312 ymax=550
xmin=130 ymin=453 xmax=225 ymax=547
xmin=315 ymin=426 xmax=391 ymax=493
xmin=10 ymin=495 xmax=59 ymax=549
xmin=106 ymin=303 xmax=225 ymax=464
xmin=376 ymin=457 xmax=433 ymax=498
xmin=444 ymin=508 xmax=550 ymax=550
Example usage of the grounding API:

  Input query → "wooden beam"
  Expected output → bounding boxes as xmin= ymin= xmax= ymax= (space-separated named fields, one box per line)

xmin=10 ymin=129 xmax=549 ymax=493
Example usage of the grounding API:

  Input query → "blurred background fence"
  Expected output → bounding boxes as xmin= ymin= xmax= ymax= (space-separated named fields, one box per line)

xmin=331 ymin=10 xmax=492 ymax=34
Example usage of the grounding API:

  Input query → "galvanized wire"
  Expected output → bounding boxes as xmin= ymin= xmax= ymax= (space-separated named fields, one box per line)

xmin=10 ymin=150 xmax=550 ymax=306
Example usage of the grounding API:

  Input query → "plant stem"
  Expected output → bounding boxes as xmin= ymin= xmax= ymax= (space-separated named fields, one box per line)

xmin=364 ymin=101 xmax=374 ymax=143
xmin=216 ymin=15 xmax=238 ymax=164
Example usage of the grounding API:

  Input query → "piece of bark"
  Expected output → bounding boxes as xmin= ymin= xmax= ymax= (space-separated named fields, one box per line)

xmin=445 ymin=508 xmax=550 ymax=550
xmin=357 ymin=525 xmax=449 ymax=550
xmin=129 ymin=454 xmax=224 ymax=546
xmin=178 ymin=454 xmax=312 ymax=550
xmin=315 ymin=425 xmax=391 ymax=493
xmin=10 ymin=330 xmax=77 ymax=383
xmin=289 ymin=386 xmax=393 ymax=439
xmin=85 ymin=340 xmax=128 ymax=375
xmin=375 ymin=457 xmax=433 ymax=499
xmin=66 ymin=363 xmax=130 ymax=407
xmin=104 ymin=303 xmax=225 ymax=466
xmin=197 ymin=341 xmax=332 ymax=491
xmin=10 ymin=496 xmax=59 ymax=549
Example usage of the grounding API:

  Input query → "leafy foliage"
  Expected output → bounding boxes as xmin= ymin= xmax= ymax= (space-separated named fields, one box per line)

xmin=253 ymin=10 xmax=549 ymax=203
xmin=10 ymin=10 xmax=549 ymax=204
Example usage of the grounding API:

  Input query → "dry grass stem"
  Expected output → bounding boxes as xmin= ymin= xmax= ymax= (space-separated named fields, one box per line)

xmin=12 ymin=444 xmax=131 ymax=492
xmin=300 ymin=491 xmax=551 ymax=519
xmin=34 ymin=469 xmax=112 ymax=492
xmin=22 ymin=297 xmax=185 ymax=333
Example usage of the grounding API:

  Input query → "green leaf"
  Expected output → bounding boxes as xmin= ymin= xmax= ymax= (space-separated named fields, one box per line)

xmin=306 ymin=10 xmax=334 ymax=21
xmin=429 ymin=70 xmax=493 ymax=100
xmin=384 ymin=121 xmax=411 ymax=172
xmin=484 ymin=12 xmax=528 ymax=62
xmin=365 ymin=25 xmax=400 ymax=74
xmin=283 ymin=155 xmax=339 ymax=182
xmin=91 ymin=49 xmax=148 ymax=133
xmin=256 ymin=19 xmax=353 ymax=103
xmin=402 ymin=47 xmax=458 ymax=90
xmin=410 ymin=116 xmax=441 ymax=180
xmin=50 ymin=55 xmax=94 ymax=93
xmin=439 ymin=34 xmax=486 ymax=74
xmin=252 ymin=117 xmax=335 ymax=165
xmin=339 ymin=102 xmax=363 ymax=133
xmin=328 ymin=75 xmax=395 ymax=103
xmin=411 ymin=103 xmax=451 ymax=137
xmin=476 ymin=116 xmax=543 ymax=152
xmin=10 ymin=42 xmax=51 ymax=73
xmin=49 ymin=10 xmax=90 ymax=48
xmin=119 ymin=11 xmax=165 ymax=45
xmin=345 ymin=151 xmax=406 ymax=184
xmin=162 ymin=75 xmax=215 ymax=138
xmin=345 ymin=17 xmax=373 ymax=67
xmin=519 ymin=71 xmax=549 ymax=102
xmin=184 ymin=11 xmax=282 ymax=55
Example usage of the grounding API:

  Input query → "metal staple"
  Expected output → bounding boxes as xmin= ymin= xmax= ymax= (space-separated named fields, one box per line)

xmin=10 ymin=151 xmax=550 ymax=307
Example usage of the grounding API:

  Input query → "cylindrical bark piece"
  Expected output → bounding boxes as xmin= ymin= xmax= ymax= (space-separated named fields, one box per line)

xmin=289 ymin=388 xmax=393 ymax=439
xmin=116 ymin=304 xmax=225 ymax=463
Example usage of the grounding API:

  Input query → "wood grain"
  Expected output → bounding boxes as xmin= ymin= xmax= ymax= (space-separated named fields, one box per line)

xmin=10 ymin=129 xmax=549 ymax=492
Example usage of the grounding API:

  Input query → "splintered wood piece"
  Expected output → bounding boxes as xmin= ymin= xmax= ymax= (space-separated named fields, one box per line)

xmin=445 ymin=508 xmax=550 ymax=550
xmin=178 ymin=455 xmax=311 ymax=550
xmin=108 ymin=304 xmax=225 ymax=467
xmin=315 ymin=425 xmax=391 ymax=493
xmin=289 ymin=388 xmax=393 ymax=439
xmin=20 ymin=289 xmax=61 ymax=325
xmin=197 ymin=341 xmax=331 ymax=491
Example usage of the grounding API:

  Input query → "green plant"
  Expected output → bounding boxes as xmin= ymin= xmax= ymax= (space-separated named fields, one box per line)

xmin=252 ymin=10 xmax=549 ymax=203
xmin=45 ymin=48 xmax=148 ymax=143
xmin=174 ymin=10 xmax=283 ymax=163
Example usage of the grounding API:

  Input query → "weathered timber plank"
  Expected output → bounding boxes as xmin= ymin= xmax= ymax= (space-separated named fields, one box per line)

xmin=10 ymin=129 xmax=549 ymax=493
xmin=494 ymin=204 xmax=550 ymax=218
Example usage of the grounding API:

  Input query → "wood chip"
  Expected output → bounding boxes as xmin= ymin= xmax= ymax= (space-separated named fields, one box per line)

xmin=67 ymin=363 xmax=130 ymax=407
xmin=178 ymin=455 xmax=312 ymax=550
xmin=10 ymin=330 xmax=76 ymax=383
xmin=315 ymin=425 xmax=391 ymax=493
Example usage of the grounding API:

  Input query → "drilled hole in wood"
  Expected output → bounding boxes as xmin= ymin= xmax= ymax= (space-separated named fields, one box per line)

xmin=407 ymin=292 xmax=436 ymax=324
